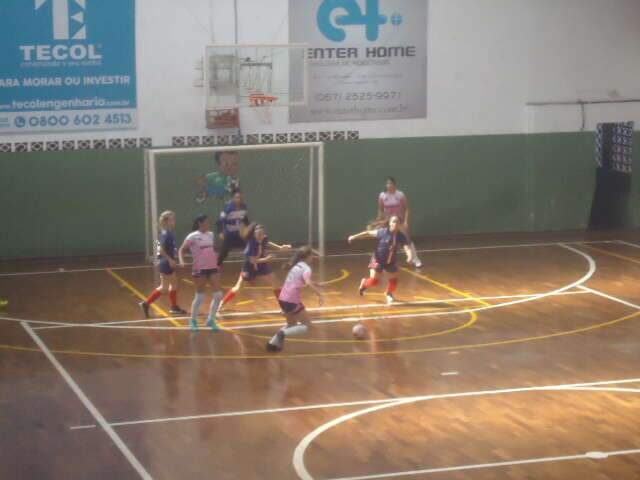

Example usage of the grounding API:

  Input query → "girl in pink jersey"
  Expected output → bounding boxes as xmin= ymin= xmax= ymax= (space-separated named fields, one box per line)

xmin=178 ymin=214 xmax=223 ymax=331
xmin=266 ymin=246 xmax=324 ymax=352
xmin=377 ymin=177 xmax=422 ymax=268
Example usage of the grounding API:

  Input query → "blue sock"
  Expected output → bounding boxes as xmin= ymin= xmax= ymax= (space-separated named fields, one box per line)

xmin=191 ymin=293 xmax=205 ymax=329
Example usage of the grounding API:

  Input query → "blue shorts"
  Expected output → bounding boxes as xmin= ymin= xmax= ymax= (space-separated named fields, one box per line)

xmin=369 ymin=256 xmax=398 ymax=273
xmin=242 ymin=262 xmax=271 ymax=281
xmin=193 ymin=268 xmax=219 ymax=278
xmin=158 ymin=258 xmax=175 ymax=275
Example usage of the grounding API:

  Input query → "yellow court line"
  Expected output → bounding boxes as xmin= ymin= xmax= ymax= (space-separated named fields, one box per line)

xmin=2 ymin=310 xmax=638 ymax=360
xmin=219 ymin=304 xmax=457 ymax=327
xmin=234 ymin=310 xmax=478 ymax=344
xmin=192 ymin=269 xmax=485 ymax=343
xmin=402 ymin=268 xmax=492 ymax=308
xmin=583 ymin=245 xmax=640 ymax=267
xmin=217 ymin=270 xmax=482 ymax=343
xmin=182 ymin=269 xmax=350 ymax=290
xmin=235 ymin=300 xmax=254 ymax=306
xmin=317 ymin=269 xmax=350 ymax=286
xmin=106 ymin=269 xmax=181 ymax=328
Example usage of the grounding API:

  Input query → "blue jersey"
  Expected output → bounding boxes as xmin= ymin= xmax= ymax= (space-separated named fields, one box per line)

xmin=374 ymin=228 xmax=408 ymax=265
xmin=244 ymin=236 xmax=269 ymax=259
xmin=218 ymin=201 xmax=249 ymax=236
xmin=157 ymin=230 xmax=177 ymax=260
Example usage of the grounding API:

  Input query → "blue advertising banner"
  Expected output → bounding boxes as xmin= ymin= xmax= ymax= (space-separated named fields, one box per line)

xmin=0 ymin=0 xmax=137 ymax=133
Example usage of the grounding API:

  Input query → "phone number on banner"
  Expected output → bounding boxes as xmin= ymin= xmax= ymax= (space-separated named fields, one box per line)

xmin=0 ymin=109 xmax=138 ymax=132
xmin=315 ymin=91 xmax=403 ymax=102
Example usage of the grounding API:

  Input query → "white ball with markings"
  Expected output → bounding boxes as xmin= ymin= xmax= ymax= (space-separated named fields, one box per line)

xmin=352 ymin=323 xmax=368 ymax=340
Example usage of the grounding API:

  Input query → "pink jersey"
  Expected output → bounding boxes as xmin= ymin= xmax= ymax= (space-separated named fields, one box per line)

xmin=279 ymin=261 xmax=312 ymax=304
xmin=379 ymin=190 xmax=407 ymax=221
xmin=183 ymin=231 xmax=218 ymax=271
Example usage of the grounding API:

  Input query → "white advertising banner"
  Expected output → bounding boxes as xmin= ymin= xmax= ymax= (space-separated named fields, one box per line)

xmin=289 ymin=0 xmax=427 ymax=123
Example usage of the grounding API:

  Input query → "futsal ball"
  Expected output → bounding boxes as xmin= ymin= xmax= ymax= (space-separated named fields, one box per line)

xmin=352 ymin=323 xmax=368 ymax=340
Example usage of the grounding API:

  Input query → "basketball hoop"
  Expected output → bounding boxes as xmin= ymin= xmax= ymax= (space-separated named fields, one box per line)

xmin=249 ymin=93 xmax=278 ymax=124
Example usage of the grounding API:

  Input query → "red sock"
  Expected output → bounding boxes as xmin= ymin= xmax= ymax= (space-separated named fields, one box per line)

xmin=169 ymin=289 xmax=177 ymax=307
xmin=363 ymin=278 xmax=379 ymax=289
xmin=146 ymin=288 xmax=162 ymax=305
xmin=273 ymin=288 xmax=281 ymax=299
xmin=223 ymin=290 xmax=237 ymax=304
xmin=386 ymin=278 xmax=398 ymax=294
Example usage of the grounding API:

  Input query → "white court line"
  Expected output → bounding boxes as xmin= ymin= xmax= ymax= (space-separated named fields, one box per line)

xmin=29 ymin=289 xmax=591 ymax=332
xmin=31 ymin=290 xmax=589 ymax=331
xmin=13 ymin=243 xmax=598 ymax=333
xmin=325 ymin=447 xmax=640 ymax=480
xmin=21 ymin=322 xmax=152 ymax=480
xmin=616 ymin=240 xmax=640 ymax=249
xmin=293 ymin=382 xmax=640 ymax=480
xmin=0 ymin=239 xmax=614 ymax=277
xmin=578 ymin=286 xmax=640 ymax=310
xmin=320 ymin=240 xmax=615 ymax=259
xmin=30 ymin=241 xmax=597 ymax=332
xmin=0 ymin=254 xmax=255 ymax=278
xmin=69 ymin=377 xmax=640 ymax=431
xmin=440 ymin=371 xmax=459 ymax=376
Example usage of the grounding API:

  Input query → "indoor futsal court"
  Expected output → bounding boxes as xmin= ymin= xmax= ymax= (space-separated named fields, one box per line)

xmin=2 ymin=1 xmax=640 ymax=479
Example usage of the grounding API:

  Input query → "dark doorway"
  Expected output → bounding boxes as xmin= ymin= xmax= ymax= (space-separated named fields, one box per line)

xmin=589 ymin=122 xmax=634 ymax=229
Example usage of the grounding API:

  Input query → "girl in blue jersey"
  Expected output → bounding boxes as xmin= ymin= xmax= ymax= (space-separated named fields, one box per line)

xmin=140 ymin=211 xmax=187 ymax=317
xmin=348 ymin=215 xmax=414 ymax=305
xmin=220 ymin=223 xmax=292 ymax=308
xmin=216 ymin=190 xmax=250 ymax=266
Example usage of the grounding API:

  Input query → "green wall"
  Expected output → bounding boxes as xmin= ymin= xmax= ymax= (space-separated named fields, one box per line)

xmin=1 ymin=149 xmax=145 ymax=258
xmin=1 ymin=132 xmax=636 ymax=259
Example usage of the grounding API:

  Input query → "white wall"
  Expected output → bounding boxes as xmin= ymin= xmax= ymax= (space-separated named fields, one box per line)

xmin=4 ymin=0 xmax=640 ymax=146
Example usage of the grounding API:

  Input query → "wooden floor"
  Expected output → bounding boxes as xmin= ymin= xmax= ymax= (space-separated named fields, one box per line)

xmin=2 ymin=231 xmax=640 ymax=479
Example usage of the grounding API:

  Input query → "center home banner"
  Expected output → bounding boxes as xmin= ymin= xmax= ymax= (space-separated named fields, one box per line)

xmin=289 ymin=0 xmax=427 ymax=123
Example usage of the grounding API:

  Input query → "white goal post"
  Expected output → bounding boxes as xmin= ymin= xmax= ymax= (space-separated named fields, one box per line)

xmin=144 ymin=142 xmax=325 ymax=263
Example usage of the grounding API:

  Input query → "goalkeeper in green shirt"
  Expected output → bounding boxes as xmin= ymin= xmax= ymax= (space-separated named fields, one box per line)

xmin=195 ymin=151 xmax=240 ymax=204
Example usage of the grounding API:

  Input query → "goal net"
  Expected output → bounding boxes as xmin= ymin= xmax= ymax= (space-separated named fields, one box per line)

xmin=144 ymin=143 xmax=325 ymax=263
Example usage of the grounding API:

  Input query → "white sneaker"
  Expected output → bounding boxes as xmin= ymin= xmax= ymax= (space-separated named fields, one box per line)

xmin=386 ymin=293 xmax=395 ymax=305
xmin=414 ymin=258 xmax=423 ymax=268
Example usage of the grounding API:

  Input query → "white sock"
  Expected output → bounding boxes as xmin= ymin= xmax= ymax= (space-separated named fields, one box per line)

xmin=410 ymin=243 xmax=421 ymax=263
xmin=283 ymin=324 xmax=309 ymax=337
xmin=208 ymin=291 xmax=223 ymax=323
xmin=268 ymin=324 xmax=309 ymax=346
xmin=191 ymin=293 xmax=205 ymax=322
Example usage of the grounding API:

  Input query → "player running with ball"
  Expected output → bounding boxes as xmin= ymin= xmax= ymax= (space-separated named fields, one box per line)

xmin=348 ymin=215 xmax=414 ymax=305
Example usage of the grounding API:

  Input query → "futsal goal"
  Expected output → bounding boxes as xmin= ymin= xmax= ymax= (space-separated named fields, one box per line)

xmin=143 ymin=142 xmax=325 ymax=262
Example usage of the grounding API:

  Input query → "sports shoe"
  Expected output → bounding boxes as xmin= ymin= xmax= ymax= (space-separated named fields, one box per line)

xmin=170 ymin=306 xmax=188 ymax=315
xmin=139 ymin=301 xmax=150 ymax=319
xmin=190 ymin=318 xmax=199 ymax=331
xmin=358 ymin=279 xmax=367 ymax=297
xmin=414 ymin=258 xmax=423 ymax=268
xmin=386 ymin=293 xmax=395 ymax=305
xmin=206 ymin=317 xmax=220 ymax=332
xmin=266 ymin=330 xmax=285 ymax=352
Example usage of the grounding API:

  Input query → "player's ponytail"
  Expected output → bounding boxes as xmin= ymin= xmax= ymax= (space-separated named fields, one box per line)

xmin=283 ymin=246 xmax=313 ymax=271
xmin=192 ymin=214 xmax=208 ymax=231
